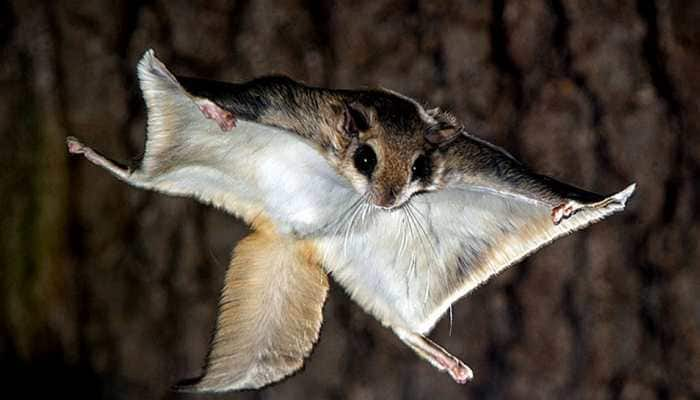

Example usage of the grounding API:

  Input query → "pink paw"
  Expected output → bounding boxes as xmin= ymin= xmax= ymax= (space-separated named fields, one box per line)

xmin=66 ymin=136 xmax=86 ymax=154
xmin=449 ymin=362 xmax=474 ymax=384
xmin=551 ymin=202 xmax=575 ymax=225
xmin=196 ymin=99 xmax=236 ymax=131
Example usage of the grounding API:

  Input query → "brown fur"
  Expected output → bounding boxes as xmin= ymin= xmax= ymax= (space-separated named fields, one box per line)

xmin=225 ymin=81 xmax=460 ymax=209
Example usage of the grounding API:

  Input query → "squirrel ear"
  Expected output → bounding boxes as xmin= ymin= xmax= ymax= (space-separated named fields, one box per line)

xmin=425 ymin=108 xmax=460 ymax=145
xmin=426 ymin=107 xmax=441 ymax=117
xmin=425 ymin=124 xmax=460 ymax=146
xmin=340 ymin=101 xmax=371 ymax=137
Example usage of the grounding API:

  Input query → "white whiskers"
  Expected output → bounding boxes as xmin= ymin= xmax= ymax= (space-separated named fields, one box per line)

xmin=318 ymin=193 xmax=371 ymax=269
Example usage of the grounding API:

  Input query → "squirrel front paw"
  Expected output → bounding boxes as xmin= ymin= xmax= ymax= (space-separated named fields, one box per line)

xmin=196 ymin=99 xmax=237 ymax=131
xmin=551 ymin=201 xmax=578 ymax=224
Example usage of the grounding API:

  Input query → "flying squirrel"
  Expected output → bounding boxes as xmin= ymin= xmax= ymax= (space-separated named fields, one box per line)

xmin=66 ymin=50 xmax=636 ymax=392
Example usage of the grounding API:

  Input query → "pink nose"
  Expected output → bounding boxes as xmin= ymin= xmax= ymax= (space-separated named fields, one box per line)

xmin=375 ymin=190 xmax=398 ymax=209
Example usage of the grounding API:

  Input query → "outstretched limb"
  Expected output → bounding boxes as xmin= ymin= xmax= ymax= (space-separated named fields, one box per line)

xmin=394 ymin=327 xmax=473 ymax=384
xmin=66 ymin=136 xmax=133 ymax=182
xmin=177 ymin=73 xmax=351 ymax=151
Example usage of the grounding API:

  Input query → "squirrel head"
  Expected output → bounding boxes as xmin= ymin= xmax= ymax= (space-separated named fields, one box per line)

xmin=322 ymin=90 xmax=460 ymax=209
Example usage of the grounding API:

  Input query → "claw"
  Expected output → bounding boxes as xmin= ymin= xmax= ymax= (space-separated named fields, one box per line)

xmin=448 ymin=359 xmax=473 ymax=384
xmin=395 ymin=327 xmax=474 ymax=384
xmin=66 ymin=136 xmax=86 ymax=154
xmin=551 ymin=201 xmax=576 ymax=224
xmin=196 ymin=98 xmax=237 ymax=131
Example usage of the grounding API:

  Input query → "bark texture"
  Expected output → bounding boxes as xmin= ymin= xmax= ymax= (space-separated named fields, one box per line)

xmin=1 ymin=1 xmax=698 ymax=399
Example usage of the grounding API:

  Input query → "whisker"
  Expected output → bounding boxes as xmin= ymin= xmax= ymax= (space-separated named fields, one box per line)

xmin=402 ymin=205 xmax=426 ymax=301
xmin=397 ymin=208 xmax=410 ymax=260
xmin=410 ymin=202 xmax=445 ymax=301
xmin=333 ymin=195 xmax=365 ymax=234
xmin=403 ymin=203 xmax=435 ymax=302
xmin=448 ymin=305 xmax=453 ymax=336
xmin=407 ymin=252 xmax=418 ymax=299
xmin=360 ymin=195 xmax=371 ymax=225
xmin=319 ymin=193 xmax=366 ymax=268
xmin=342 ymin=195 xmax=367 ymax=257
xmin=424 ymin=265 xmax=431 ymax=303
xmin=398 ymin=208 xmax=413 ymax=298
xmin=408 ymin=203 xmax=440 ymax=262
xmin=329 ymin=195 xmax=364 ymax=240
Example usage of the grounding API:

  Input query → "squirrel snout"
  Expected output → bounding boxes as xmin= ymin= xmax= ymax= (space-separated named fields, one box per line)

xmin=374 ymin=188 xmax=400 ymax=209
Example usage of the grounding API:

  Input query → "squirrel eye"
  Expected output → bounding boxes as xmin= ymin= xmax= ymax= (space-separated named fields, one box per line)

xmin=353 ymin=144 xmax=377 ymax=178
xmin=411 ymin=154 xmax=432 ymax=181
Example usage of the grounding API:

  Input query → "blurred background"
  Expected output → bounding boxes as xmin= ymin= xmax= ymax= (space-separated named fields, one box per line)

xmin=1 ymin=1 xmax=698 ymax=399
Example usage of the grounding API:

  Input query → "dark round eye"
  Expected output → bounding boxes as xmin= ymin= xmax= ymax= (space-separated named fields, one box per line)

xmin=411 ymin=154 xmax=432 ymax=181
xmin=353 ymin=144 xmax=377 ymax=178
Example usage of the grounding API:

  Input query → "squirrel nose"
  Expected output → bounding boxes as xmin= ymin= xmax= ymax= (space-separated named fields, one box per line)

xmin=376 ymin=188 xmax=399 ymax=209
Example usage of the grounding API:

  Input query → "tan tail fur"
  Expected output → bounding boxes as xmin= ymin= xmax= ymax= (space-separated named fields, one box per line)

xmin=178 ymin=219 xmax=329 ymax=392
